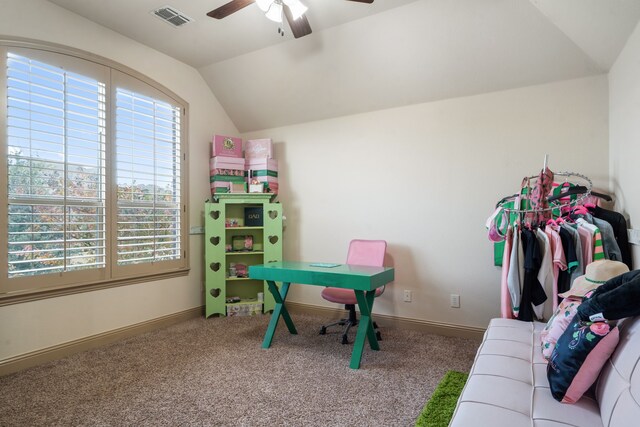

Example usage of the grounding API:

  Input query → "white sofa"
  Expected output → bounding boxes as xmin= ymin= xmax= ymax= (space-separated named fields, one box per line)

xmin=449 ymin=317 xmax=640 ymax=427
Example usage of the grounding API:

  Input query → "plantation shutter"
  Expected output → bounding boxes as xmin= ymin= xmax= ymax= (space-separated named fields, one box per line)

xmin=5 ymin=51 xmax=107 ymax=283
xmin=2 ymin=44 xmax=188 ymax=298
xmin=114 ymin=75 xmax=182 ymax=269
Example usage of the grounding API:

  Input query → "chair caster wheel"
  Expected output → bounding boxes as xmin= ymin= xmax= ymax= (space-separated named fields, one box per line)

xmin=319 ymin=326 xmax=327 ymax=335
xmin=373 ymin=321 xmax=379 ymax=329
xmin=341 ymin=335 xmax=349 ymax=345
xmin=376 ymin=331 xmax=382 ymax=341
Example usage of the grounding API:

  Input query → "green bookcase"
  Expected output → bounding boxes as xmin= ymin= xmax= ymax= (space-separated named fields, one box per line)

xmin=204 ymin=193 xmax=283 ymax=317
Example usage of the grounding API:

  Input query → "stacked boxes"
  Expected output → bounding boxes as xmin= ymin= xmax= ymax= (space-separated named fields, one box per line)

xmin=245 ymin=139 xmax=278 ymax=194
xmin=210 ymin=155 xmax=245 ymax=194
xmin=212 ymin=135 xmax=242 ymax=158
xmin=209 ymin=135 xmax=281 ymax=195
xmin=210 ymin=135 xmax=244 ymax=194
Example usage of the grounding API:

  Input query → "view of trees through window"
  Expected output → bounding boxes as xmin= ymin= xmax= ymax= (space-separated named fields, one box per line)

xmin=5 ymin=51 xmax=183 ymax=282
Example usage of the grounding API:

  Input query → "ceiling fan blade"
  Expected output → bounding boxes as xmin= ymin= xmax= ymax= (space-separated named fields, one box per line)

xmin=207 ymin=0 xmax=255 ymax=19
xmin=284 ymin=5 xmax=312 ymax=39
xmin=346 ymin=0 xmax=374 ymax=3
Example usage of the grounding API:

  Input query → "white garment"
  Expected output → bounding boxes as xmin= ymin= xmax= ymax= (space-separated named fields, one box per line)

xmin=507 ymin=225 xmax=522 ymax=317
xmin=535 ymin=228 xmax=554 ymax=320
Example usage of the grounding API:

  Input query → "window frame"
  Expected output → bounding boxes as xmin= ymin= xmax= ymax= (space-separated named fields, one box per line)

xmin=0 ymin=38 xmax=190 ymax=306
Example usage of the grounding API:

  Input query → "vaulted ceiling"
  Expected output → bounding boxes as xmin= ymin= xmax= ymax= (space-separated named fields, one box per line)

xmin=47 ymin=0 xmax=640 ymax=132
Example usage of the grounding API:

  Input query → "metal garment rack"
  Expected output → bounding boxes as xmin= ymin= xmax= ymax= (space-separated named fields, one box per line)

xmin=498 ymin=171 xmax=593 ymax=215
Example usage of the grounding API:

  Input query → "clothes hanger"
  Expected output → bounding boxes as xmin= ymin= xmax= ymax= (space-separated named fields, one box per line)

xmin=572 ymin=206 xmax=589 ymax=215
xmin=547 ymin=185 xmax=612 ymax=202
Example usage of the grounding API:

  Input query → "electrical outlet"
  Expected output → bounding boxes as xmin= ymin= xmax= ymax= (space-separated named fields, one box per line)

xmin=450 ymin=294 xmax=460 ymax=308
xmin=189 ymin=225 xmax=204 ymax=235
xmin=403 ymin=290 xmax=412 ymax=302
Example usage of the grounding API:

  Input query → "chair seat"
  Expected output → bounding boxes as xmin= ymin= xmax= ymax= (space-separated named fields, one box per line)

xmin=320 ymin=287 xmax=384 ymax=304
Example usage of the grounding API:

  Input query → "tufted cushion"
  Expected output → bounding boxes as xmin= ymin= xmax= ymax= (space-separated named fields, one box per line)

xmin=451 ymin=316 xmax=640 ymax=427
xmin=595 ymin=317 xmax=640 ymax=426
xmin=450 ymin=319 xmax=602 ymax=427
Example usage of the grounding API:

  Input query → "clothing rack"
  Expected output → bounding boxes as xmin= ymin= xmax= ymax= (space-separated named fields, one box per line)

xmin=498 ymin=171 xmax=593 ymax=214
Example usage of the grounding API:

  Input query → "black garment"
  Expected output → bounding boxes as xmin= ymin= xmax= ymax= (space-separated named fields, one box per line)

xmin=557 ymin=227 xmax=577 ymax=299
xmin=577 ymin=270 xmax=640 ymax=321
xmin=518 ymin=229 xmax=547 ymax=321
xmin=590 ymin=206 xmax=633 ymax=270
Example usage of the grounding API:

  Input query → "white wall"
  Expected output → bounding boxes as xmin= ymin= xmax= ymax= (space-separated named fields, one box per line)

xmin=0 ymin=0 xmax=236 ymax=361
xmin=609 ymin=21 xmax=640 ymax=268
xmin=243 ymin=75 xmax=610 ymax=328
xmin=0 ymin=0 xmax=617 ymax=363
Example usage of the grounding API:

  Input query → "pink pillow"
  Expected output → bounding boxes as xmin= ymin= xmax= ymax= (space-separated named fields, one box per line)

xmin=547 ymin=319 xmax=620 ymax=403
xmin=541 ymin=297 xmax=582 ymax=360
xmin=562 ymin=327 xmax=619 ymax=403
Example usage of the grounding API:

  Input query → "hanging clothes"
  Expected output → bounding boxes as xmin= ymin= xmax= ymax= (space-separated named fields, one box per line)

xmin=590 ymin=206 xmax=633 ymax=269
xmin=560 ymin=222 xmax=584 ymax=286
xmin=576 ymin=223 xmax=594 ymax=267
xmin=589 ymin=215 xmax=623 ymax=262
xmin=545 ymin=225 xmax=567 ymax=311
xmin=557 ymin=226 xmax=578 ymax=298
xmin=507 ymin=224 xmax=522 ymax=318
xmin=500 ymin=226 xmax=515 ymax=319
xmin=518 ymin=228 xmax=547 ymax=321
xmin=576 ymin=218 xmax=605 ymax=261
xmin=535 ymin=228 xmax=555 ymax=320
xmin=488 ymin=169 xmax=628 ymax=322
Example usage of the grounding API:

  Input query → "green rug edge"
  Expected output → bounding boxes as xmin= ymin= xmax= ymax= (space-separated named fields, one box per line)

xmin=415 ymin=370 xmax=469 ymax=427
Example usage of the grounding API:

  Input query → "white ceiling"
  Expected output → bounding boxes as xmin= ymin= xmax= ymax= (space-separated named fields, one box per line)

xmin=47 ymin=0 xmax=640 ymax=132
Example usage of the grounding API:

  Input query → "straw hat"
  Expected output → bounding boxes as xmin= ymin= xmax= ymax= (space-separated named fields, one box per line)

xmin=559 ymin=260 xmax=629 ymax=298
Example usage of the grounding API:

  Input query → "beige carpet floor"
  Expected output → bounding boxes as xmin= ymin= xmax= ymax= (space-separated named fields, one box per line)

xmin=0 ymin=312 xmax=480 ymax=426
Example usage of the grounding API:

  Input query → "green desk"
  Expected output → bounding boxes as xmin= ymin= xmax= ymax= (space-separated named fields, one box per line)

xmin=248 ymin=261 xmax=395 ymax=369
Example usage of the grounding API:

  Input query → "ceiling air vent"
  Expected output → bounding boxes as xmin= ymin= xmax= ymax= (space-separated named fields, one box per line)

xmin=152 ymin=5 xmax=194 ymax=27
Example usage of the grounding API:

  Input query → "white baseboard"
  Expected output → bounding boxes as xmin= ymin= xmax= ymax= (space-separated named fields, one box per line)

xmin=285 ymin=301 xmax=486 ymax=341
xmin=0 ymin=306 xmax=203 ymax=377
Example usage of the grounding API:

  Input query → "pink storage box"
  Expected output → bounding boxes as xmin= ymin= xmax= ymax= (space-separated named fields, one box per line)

xmin=245 ymin=139 xmax=273 ymax=159
xmin=212 ymin=135 xmax=243 ymax=158
xmin=252 ymin=175 xmax=278 ymax=183
xmin=210 ymin=157 xmax=245 ymax=170
xmin=265 ymin=182 xmax=278 ymax=194
xmin=245 ymin=158 xmax=278 ymax=171
xmin=210 ymin=182 xmax=230 ymax=194
xmin=212 ymin=168 xmax=244 ymax=177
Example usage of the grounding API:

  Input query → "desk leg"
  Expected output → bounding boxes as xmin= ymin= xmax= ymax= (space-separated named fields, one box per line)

xmin=262 ymin=281 xmax=297 ymax=349
xmin=350 ymin=289 xmax=379 ymax=369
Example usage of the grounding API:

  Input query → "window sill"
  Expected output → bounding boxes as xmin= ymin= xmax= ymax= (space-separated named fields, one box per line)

xmin=0 ymin=268 xmax=190 ymax=307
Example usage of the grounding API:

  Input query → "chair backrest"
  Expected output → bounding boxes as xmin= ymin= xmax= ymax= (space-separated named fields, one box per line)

xmin=346 ymin=239 xmax=387 ymax=267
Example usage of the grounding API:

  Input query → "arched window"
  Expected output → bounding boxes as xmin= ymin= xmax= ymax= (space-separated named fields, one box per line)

xmin=1 ymin=40 xmax=189 ymax=302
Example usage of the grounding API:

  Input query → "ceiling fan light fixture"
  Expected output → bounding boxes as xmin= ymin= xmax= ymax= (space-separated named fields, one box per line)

xmin=283 ymin=0 xmax=307 ymax=20
xmin=265 ymin=1 xmax=283 ymax=23
xmin=255 ymin=0 xmax=273 ymax=13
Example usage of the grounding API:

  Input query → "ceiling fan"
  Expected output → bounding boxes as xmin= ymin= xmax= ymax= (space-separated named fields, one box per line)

xmin=207 ymin=0 xmax=374 ymax=39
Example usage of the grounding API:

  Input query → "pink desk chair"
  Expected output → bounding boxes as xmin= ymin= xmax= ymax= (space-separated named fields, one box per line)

xmin=319 ymin=239 xmax=388 ymax=344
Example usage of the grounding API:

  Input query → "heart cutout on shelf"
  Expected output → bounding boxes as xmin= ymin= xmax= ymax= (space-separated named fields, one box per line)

xmin=268 ymin=235 xmax=279 ymax=244
xmin=210 ymin=262 xmax=221 ymax=272
xmin=210 ymin=236 xmax=220 ymax=245
xmin=209 ymin=288 xmax=221 ymax=298
xmin=268 ymin=210 xmax=278 ymax=219
xmin=210 ymin=210 xmax=220 ymax=220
